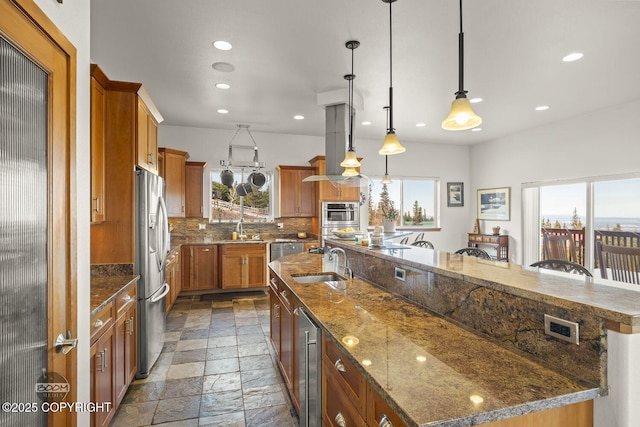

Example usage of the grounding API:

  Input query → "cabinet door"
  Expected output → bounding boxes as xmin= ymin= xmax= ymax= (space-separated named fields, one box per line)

xmin=163 ymin=149 xmax=187 ymax=217
xmin=280 ymin=302 xmax=293 ymax=389
xmin=90 ymin=328 xmax=115 ymax=427
xmin=90 ymin=77 xmax=106 ymax=223
xmin=246 ymin=250 xmax=266 ymax=287
xmin=147 ymin=116 xmax=158 ymax=174
xmin=185 ymin=162 xmax=206 ymax=218
xmin=136 ymin=99 xmax=150 ymax=171
xmin=221 ymin=252 xmax=244 ymax=289
xmin=269 ymin=287 xmax=281 ymax=359
xmin=278 ymin=166 xmax=317 ymax=217
xmin=192 ymin=245 xmax=219 ymax=290
xmin=181 ymin=246 xmax=193 ymax=291
xmin=278 ymin=167 xmax=300 ymax=217
xmin=298 ymin=168 xmax=317 ymax=216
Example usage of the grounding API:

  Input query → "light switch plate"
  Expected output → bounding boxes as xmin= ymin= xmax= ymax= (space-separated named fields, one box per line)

xmin=544 ymin=314 xmax=579 ymax=345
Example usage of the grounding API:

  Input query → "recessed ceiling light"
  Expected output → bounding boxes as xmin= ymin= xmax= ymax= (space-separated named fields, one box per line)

xmin=293 ymin=115 xmax=304 ymax=120
xmin=470 ymin=98 xmax=483 ymax=103
xmin=215 ymin=83 xmax=230 ymax=90
xmin=217 ymin=109 xmax=229 ymax=114
xmin=212 ymin=62 xmax=235 ymax=72
xmin=361 ymin=121 xmax=372 ymax=126
xmin=213 ymin=40 xmax=232 ymax=51
xmin=416 ymin=123 xmax=426 ymax=127
xmin=535 ymin=105 xmax=549 ymax=111
xmin=471 ymin=127 xmax=482 ymax=132
xmin=562 ymin=52 xmax=583 ymax=62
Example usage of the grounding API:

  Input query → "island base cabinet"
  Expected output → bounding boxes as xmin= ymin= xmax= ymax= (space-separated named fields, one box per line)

xmin=480 ymin=400 xmax=593 ymax=427
xmin=322 ymin=359 xmax=366 ymax=427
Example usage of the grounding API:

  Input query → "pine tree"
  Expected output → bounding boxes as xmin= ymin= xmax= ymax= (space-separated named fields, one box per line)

xmin=412 ymin=200 xmax=423 ymax=224
xmin=378 ymin=184 xmax=398 ymax=223
xmin=570 ymin=207 xmax=583 ymax=230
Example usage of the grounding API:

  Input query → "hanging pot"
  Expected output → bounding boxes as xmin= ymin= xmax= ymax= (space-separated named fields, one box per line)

xmin=235 ymin=182 xmax=253 ymax=197
xmin=248 ymin=171 xmax=266 ymax=188
xmin=220 ymin=169 xmax=234 ymax=188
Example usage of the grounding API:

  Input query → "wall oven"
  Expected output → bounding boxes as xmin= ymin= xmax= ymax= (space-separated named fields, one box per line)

xmin=321 ymin=202 xmax=359 ymax=240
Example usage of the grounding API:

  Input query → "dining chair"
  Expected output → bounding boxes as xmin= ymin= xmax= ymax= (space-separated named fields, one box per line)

xmin=530 ymin=259 xmax=592 ymax=277
xmin=543 ymin=233 xmax=578 ymax=263
xmin=399 ymin=237 xmax=409 ymax=245
xmin=454 ymin=247 xmax=491 ymax=259
xmin=595 ymin=241 xmax=640 ymax=284
xmin=411 ymin=240 xmax=434 ymax=249
xmin=412 ymin=232 xmax=425 ymax=242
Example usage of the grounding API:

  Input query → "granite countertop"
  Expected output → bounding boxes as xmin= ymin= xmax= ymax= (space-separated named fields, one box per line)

xmin=269 ymin=252 xmax=599 ymax=427
xmin=326 ymin=239 xmax=640 ymax=333
xmin=90 ymin=275 xmax=139 ymax=316
xmin=169 ymin=236 xmax=319 ymax=253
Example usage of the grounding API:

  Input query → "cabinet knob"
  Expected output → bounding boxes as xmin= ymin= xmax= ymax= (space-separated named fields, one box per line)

xmin=93 ymin=319 xmax=104 ymax=328
xmin=379 ymin=415 xmax=394 ymax=427
xmin=122 ymin=294 xmax=132 ymax=302
xmin=334 ymin=412 xmax=347 ymax=427
xmin=334 ymin=358 xmax=346 ymax=373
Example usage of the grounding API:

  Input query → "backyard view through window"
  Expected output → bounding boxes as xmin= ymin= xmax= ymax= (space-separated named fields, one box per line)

xmin=210 ymin=170 xmax=272 ymax=222
xmin=367 ymin=178 xmax=437 ymax=227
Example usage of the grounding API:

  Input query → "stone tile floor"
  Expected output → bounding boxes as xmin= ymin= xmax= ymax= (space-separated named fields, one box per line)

xmin=110 ymin=293 xmax=298 ymax=427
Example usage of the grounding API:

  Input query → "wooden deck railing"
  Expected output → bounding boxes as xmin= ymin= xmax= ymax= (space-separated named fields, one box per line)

xmin=541 ymin=228 xmax=640 ymax=266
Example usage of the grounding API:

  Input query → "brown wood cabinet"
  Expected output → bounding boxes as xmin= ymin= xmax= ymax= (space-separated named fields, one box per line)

xmin=308 ymin=156 xmax=360 ymax=202
xmin=90 ymin=69 xmax=107 ymax=224
xmin=89 ymin=64 xmax=163 ymax=264
xmin=220 ymin=244 xmax=267 ymax=289
xmin=159 ymin=147 xmax=189 ymax=217
xmin=277 ymin=165 xmax=317 ymax=217
xmin=113 ymin=282 xmax=137 ymax=406
xmin=268 ymin=271 xmax=299 ymax=412
xmin=89 ymin=302 xmax=116 ymax=427
xmin=181 ymin=245 xmax=219 ymax=291
xmin=468 ymin=233 xmax=509 ymax=261
xmin=185 ymin=161 xmax=207 ymax=218
xmin=165 ymin=249 xmax=181 ymax=314
xmin=136 ymin=97 xmax=159 ymax=174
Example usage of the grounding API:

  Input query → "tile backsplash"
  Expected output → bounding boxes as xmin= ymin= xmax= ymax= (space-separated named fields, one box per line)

xmin=169 ymin=217 xmax=315 ymax=241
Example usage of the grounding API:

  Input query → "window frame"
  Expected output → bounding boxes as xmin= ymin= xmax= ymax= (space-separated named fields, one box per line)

xmin=209 ymin=168 xmax=275 ymax=223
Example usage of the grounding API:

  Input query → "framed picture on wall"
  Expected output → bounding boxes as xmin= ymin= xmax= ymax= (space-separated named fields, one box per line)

xmin=477 ymin=187 xmax=510 ymax=220
xmin=447 ymin=182 xmax=464 ymax=207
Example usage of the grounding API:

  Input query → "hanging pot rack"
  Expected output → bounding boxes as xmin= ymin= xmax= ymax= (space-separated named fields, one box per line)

xmin=219 ymin=124 xmax=265 ymax=170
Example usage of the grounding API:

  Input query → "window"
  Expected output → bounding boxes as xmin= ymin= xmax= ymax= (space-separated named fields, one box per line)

xmin=210 ymin=169 xmax=273 ymax=222
xmin=523 ymin=174 xmax=640 ymax=271
xmin=367 ymin=178 xmax=438 ymax=228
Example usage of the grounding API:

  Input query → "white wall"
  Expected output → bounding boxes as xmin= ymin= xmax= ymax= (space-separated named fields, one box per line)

xmin=33 ymin=0 xmax=91 ymax=423
xmin=471 ymin=99 xmax=640 ymax=264
xmin=159 ymin=125 xmax=472 ymax=252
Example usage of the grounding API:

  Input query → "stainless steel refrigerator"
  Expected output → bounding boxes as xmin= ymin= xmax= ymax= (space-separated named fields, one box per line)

xmin=135 ymin=168 xmax=170 ymax=378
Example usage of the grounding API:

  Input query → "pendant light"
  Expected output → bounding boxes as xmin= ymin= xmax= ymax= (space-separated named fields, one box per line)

xmin=341 ymin=40 xmax=361 ymax=176
xmin=379 ymin=0 xmax=406 ymax=155
xmin=442 ymin=0 xmax=482 ymax=131
xmin=381 ymin=106 xmax=392 ymax=184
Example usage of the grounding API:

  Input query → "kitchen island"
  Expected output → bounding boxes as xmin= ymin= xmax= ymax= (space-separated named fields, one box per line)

xmin=269 ymin=251 xmax=599 ymax=427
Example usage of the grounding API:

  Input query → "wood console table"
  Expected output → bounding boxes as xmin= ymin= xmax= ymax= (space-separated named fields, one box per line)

xmin=468 ymin=233 xmax=509 ymax=261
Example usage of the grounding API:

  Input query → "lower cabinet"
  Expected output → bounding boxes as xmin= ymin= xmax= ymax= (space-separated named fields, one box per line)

xmin=90 ymin=280 xmax=138 ymax=427
xmin=221 ymin=244 xmax=266 ymax=289
xmin=269 ymin=271 xmax=300 ymax=412
xmin=181 ymin=245 xmax=219 ymax=290
xmin=165 ymin=249 xmax=181 ymax=313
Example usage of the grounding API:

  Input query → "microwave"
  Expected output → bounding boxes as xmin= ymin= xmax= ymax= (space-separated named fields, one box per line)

xmin=321 ymin=202 xmax=359 ymax=226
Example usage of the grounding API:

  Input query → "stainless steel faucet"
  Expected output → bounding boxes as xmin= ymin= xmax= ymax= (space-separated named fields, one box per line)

xmin=236 ymin=219 xmax=246 ymax=240
xmin=328 ymin=247 xmax=353 ymax=279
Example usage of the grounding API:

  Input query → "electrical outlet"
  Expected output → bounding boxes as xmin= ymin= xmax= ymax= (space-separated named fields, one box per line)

xmin=394 ymin=267 xmax=406 ymax=281
xmin=198 ymin=223 xmax=206 ymax=230
xmin=277 ymin=222 xmax=284 ymax=229
xmin=544 ymin=314 xmax=579 ymax=345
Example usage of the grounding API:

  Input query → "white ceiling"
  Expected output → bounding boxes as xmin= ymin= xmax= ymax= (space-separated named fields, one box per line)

xmin=90 ymin=0 xmax=640 ymax=146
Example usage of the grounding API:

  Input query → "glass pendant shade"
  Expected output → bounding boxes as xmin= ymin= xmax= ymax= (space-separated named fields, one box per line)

xmin=441 ymin=97 xmax=482 ymax=131
xmin=342 ymin=167 xmax=359 ymax=177
xmin=381 ymin=174 xmax=392 ymax=184
xmin=378 ymin=131 xmax=406 ymax=155
xmin=340 ymin=149 xmax=361 ymax=168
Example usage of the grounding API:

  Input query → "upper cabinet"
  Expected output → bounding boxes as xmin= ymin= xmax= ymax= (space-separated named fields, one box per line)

xmin=277 ymin=165 xmax=316 ymax=217
xmin=159 ymin=148 xmax=189 ymax=217
xmin=308 ymin=156 xmax=360 ymax=202
xmin=90 ymin=68 xmax=107 ymax=224
xmin=185 ymin=161 xmax=207 ymax=218
xmin=90 ymin=64 xmax=164 ymax=264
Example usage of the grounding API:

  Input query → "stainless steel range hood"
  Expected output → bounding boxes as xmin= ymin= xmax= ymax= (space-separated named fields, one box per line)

xmin=303 ymin=103 xmax=363 ymax=184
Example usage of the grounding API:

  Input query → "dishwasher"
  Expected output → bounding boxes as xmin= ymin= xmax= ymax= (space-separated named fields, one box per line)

xmin=270 ymin=240 xmax=304 ymax=261
xmin=295 ymin=306 xmax=322 ymax=427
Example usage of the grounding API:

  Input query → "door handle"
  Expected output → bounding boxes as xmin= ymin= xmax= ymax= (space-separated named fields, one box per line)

xmin=379 ymin=414 xmax=394 ymax=427
xmin=54 ymin=331 xmax=78 ymax=355
xmin=334 ymin=358 xmax=346 ymax=373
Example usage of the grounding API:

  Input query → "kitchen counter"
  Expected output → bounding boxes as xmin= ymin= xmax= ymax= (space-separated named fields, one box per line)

xmin=90 ymin=275 xmax=139 ymax=316
xmin=169 ymin=235 xmax=319 ymax=253
xmin=269 ymin=252 xmax=599 ymax=427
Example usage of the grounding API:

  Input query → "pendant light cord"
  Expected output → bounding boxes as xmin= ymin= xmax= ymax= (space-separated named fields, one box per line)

xmin=348 ymin=46 xmax=354 ymax=151
xmin=457 ymin=0 xmax=466 ymax=98
xmin=388 ymin=0 xmax=394 ymax=132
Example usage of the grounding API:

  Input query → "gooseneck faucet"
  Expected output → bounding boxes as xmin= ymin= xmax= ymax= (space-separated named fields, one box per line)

xmin=328 ymin=247 xmax=353 ymax=279
xmin=236 ymin=219 xmax=246 ymax=240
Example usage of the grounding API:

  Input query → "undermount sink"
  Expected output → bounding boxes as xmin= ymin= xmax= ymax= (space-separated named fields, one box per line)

xmin=292 ymin=272 xmax=347 ymax=284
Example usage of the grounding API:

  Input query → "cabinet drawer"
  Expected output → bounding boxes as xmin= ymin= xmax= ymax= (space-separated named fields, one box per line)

xmin=91 ymin=302 xmax=114 ymax=345
xmin=322 ymin=359 xmax=366 ymax=427
xmin=222 ymin=243 xmax=266 ymax=255
xmin=366 ymin=383 xmax=408 ymax=427
xmin=269 ymin=273 xmax=292 ymax=311
xmin=115 ymin=282 xmax=137 ymax=316
xmin=322 ymin=334 xmax=367 ymax=415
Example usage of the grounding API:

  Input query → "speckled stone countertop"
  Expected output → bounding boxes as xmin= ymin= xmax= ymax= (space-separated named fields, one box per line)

xmin=327 ymin=239 xmax=640 ymax=333
xmin=269 ymin=252 xmax=599 ymax=427
xmin=169 ymin=236 xmax=319 ymax=253
xmin=90 ymin=275 xmax=139 ymax=316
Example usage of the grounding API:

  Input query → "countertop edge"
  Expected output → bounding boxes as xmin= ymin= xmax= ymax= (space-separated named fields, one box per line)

xmin=90 ymin=275 xmax=139 ymax=316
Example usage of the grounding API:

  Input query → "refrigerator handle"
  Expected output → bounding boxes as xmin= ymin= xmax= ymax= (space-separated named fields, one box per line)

xmin=150 ymin=283 xmax=170 ymax=303
xmin=158 ymin=195 xmax=170 ymax=270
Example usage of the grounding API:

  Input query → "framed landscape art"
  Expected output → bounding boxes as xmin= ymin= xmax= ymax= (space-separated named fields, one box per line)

xmin=477 ymin=187 xmax=510 ymax=220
